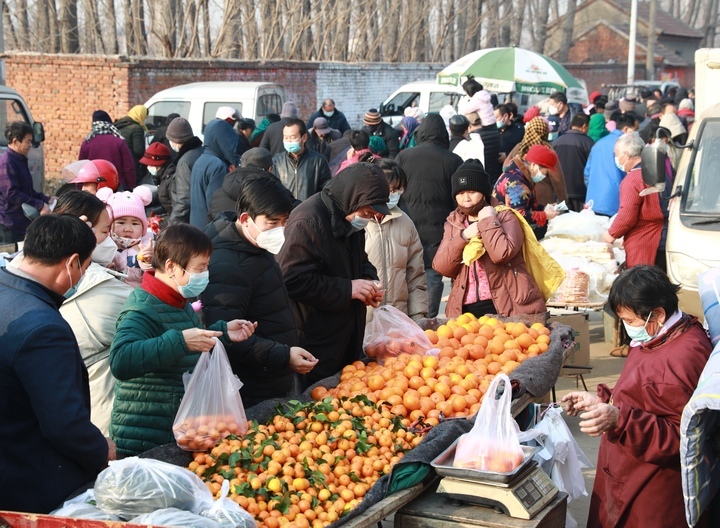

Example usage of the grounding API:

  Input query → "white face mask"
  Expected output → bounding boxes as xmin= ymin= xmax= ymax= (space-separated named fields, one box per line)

xmin=249 ymin=216 xmax=286 ymax=254
xmin=147 ymin=166 xmax=159 ymax=176
xmin=169 ymin=141 xmax=181 ymax=152
xmin=92 ymin=236 xmax=118 ymax=267
xmin=548 ymin=105 xmax=559 ymax=116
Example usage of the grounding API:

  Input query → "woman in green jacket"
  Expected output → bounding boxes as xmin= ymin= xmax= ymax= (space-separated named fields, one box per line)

xmin=109 ymin=223 xmax=256 ymax=456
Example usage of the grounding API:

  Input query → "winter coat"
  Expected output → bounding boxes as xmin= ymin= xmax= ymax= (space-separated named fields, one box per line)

xmin=0 ymin=268 xmax=108 ymax=514
xmin=432 ymin=208 xmax=546 ymax=318
xmin=236 ymin=131 xmax=251 ymax=158
xmin=190 ymin=119 xmax=239 ymax=228
xmin=276 ymin=165 xmax=388 ymax=385
xmin=306 ymin=129 xmax=342 ymax=160
xmin=306 ymin=108 xmax=351 ymax=135
xmin=608 ymin=166 xmax=665 ymax=268
xmin=552 ymin=129 xmax=594 ymax=204
xmin=499 ymin=119 xmax=525 ymax=157
xmin=202 ymin=214 xmax=297 ymax=402
xmin=363 ymin=122 xmax=401 ymax=159
xmin=260 ymin=117 xmax=295 ymax=156
xmin=584 ymin=130 xmax=624 ymax=216
xmin=364 ymin=207 xmax=428 ymax=321
xmin=0 ymin=149 xmax=50 ymax=235
xmin=167 ymin=136 xmax=203 ymax=224
xmin=114 ymin=116 xmax=146 ymax=180
xmin=109 ymin=271 xmax=229 ymax=456
xmin=396 ymin=114 xmax=463 ymax=268
xmin=504 ymin=143 xmax=568 ymax=206
xmin=79 ymin=134 xmax=137 ymax=190
xmin=59 ymin=264 xmax=133 ymax=435
xmin=452 ymin=133 xmax=486 ymax=166
xmin=449 ymin=134 xmax=466 ymax=152
xmin=272 ymin=149 xmax=332 ymax=202
xmin=493 ymin=157 xmax=549 ymax=240
xmin=590 ymin=314 xmax=710 ymax=528
xmin=209 ymin=166 xmax=268 ymax=219
xmin=477 ymin=125 xmax=503 ymax=184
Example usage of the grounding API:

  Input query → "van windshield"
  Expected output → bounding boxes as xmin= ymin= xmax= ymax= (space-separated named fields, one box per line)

xmin=683 ymin=119 xmax=720 ymax=217
xmin=146 ymin=101 xmax=191 ymax=129
xmin=381 ymin=92 xmax=420 ymax=117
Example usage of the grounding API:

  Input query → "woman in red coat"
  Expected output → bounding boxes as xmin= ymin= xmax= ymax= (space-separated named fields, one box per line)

xmin=603 ymin=133 xmax=664 ymax=268
xmin=563 ymin=266 xmax=711 ymax=528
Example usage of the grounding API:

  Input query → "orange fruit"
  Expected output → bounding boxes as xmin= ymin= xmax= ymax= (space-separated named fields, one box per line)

xmin=429 ymin=391 xmax=445 ymax=404
xmin=434 ymin=382 xmax=451 ymax=399
xmin=474 ymin=335 xmax=489 ymax=347
xmin=423 ymin=355 xmax=439 ymax=368
xmin=504 ymin=339 xmax=519 ymax=351
xmin=486 ymin=339 xmax=505 ymax=355
xmin=420 ymin=367 xmax=436 ymax=380
xmin=436 ymin=401 xmax=453 ymax=416
xmin=460 ymin=334 xmax=475 ymax=346
xmin=403 ymin=392 xmax=421 ymax=411
xmin=425 ymin=329 xmax=439 ymax=344
xmin=450 ymin=394 xmax=467 ymax=413
xmin=311 ymin=386 xmax=328 ymax=400
xmin=367 ymin=375 xmax=384 ymax=391
xmin=516 ymin=333 xmax=534 ymax=350
xmin=439 ymin=347 xmax=455 ymax=359
xmin=437 ymin=325 xmax=454 ymax=340
xmin=453 ymin=326 xmax=468 ymax=340
xmin=487 ymin=361 xmax=502 ymax=375
xmin=537 ymin=334 xmax=551 ymax=346
xmin=449 ymin=337 xmax=461 ymax=350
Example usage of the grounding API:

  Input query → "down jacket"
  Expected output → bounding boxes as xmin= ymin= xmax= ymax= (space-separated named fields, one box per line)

xmin=202 ymin=214 xmax=297 ymax=404
xmin=364 ymin=208 xmax=428 ymax=321
xmin=114 ymin=116 xmax=146 ymax=180
xmin=109 ymin=271 xmax=229 ymax=457
xmin=432 ymin=208 xmax=546 ymax=318
xmin=166 ymin=136 xmax=203 ymax=224
xmin=272 ymin=149 xmax=331 ymax=202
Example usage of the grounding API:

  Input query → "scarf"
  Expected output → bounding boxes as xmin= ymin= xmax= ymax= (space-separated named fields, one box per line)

xmin=400 ymin=116 xmax=419 ymax=149
xmin=127 ymin=105 xmax=148 ymax=131
xmin=85 ymin=121 xmax=125 ymax=142
xmin=517 ymin=117 xmax=551 ymax=157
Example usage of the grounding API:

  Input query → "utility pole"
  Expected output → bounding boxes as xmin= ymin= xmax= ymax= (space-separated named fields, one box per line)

xmin=646 ymin=0 xmax=657 ymax=80
xmin=627 ymin=0 xmax=638 ymax=84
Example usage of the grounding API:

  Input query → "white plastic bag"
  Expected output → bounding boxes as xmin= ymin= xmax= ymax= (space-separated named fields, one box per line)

xmin=201 ymin=481 xmax=256 ymax=528
xmin=94 ymin=457 xmax=214 ymax=518
xmin=173 ymin=338 xmax=248 ymax=451
xmin=51 ymin=490 xmax=122 ymax=521
xmin=363 ymin=305 xmax=433 ymax=362
xmin=453 ymin=374 xmax=525 ymax=472
xmin=132 ymin=507 xmax=222 ymax=527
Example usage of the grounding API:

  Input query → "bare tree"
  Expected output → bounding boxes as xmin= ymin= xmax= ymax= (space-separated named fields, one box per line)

xmin=534 ymin=0 xmax=552 ymax=53
xmin=59 ymin=0 xmax=80 ymax=53
xmin=556 ymin=0 xmax=577 ymax=62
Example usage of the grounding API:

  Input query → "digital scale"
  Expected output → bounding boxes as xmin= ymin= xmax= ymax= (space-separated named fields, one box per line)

xmin=431 ymin=441 xmax=559 ymax=520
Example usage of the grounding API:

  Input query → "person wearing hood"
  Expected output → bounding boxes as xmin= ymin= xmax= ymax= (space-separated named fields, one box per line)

xmin=203 ymin=174 xmax=318 ymax=407
xmin=276 ymin=162 xmax=389 ymax=386
xmin=399 ymin=116 xmax=419 ymax=150
xmin=79 ymin=110 xmax=137 ymax=190
xmin=272 ymin=118 xmax=331 ymax=202
xmin=362 ymin=109 xmax=400 ymax=159
xmin=163 ymin=117 xmax=203 ymax=224
xmin=305 ymin=98 xmax=351 ymax=135
xmin=189 ymin=118 xmax=239 ymax=228
xmin=114 ymin=105 xmax=148 ymax=183
xmin=588 ymin=113 xmax=610 ymax=142
xmin=261 ymin=102 xmax=302 ymax=155
xmin=395 ymin=114 xmax=463 ymax=318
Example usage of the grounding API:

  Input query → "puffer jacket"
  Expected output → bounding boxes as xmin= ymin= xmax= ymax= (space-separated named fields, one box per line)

xmin=272 ymin=149 xmax=331 ymax=202
xmin=396 ymin=114 xmax=463 ymax=267
xmin=190 ymin=119 xmax=239 ymax=228
xmin=202 ymin=214 xmax=297 ymax=403
xmin=109 ymin=271 xmax=229 ymax=456
xmin=432 ymin=208 xmax=546 ymax=318
xmin=59 ymin=264 xmax=133 ymax=435
xmin=364 ymin=208 xmax=428 ymax=321
xmin=114 ymin=116 xmax=146 ymax=179
xmin=167 ymin=137 xmax=203 ymax=224
xmin=276 ymin=163 xmax=388 ymax=385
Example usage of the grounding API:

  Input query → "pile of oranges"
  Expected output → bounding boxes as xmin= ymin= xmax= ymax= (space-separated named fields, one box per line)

xmin=314 ymin=314 xmax=552 ymax=420
xmin=188 ymin=396 xmax=424 ymax=528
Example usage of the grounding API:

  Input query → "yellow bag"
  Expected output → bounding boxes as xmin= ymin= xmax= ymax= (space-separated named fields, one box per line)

xmin=461 ymin=206 xmax=564 ymax=300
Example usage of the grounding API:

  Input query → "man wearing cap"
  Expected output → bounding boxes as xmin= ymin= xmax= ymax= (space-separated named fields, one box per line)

xmin=139 ymin=142 xmax=173 ymax=214
xmin=261 ymin=101 xmax=301 ymax=156
xmin=272 ymin=118 xmax=331 ymax=202
xmin=216 ymin=106 xmax=240 ymax=127
xmin=306 ymin=117 xmax=341 ymax=160
xmin=276 ymin=162 xmax=389 ymax=386
xmin=79 ymin=110 xmax=136 ymax=191
xmin=362 ymin=109 xmax=400 ymax=159
xmin=164 ymin=117 xmax=203 ymax=224
xmin=306 ymin=98 xmax=350 ymax=135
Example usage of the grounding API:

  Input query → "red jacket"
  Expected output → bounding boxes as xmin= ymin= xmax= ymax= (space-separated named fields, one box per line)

xmin=432 ymin=208 xmax=546 ymax=318
xmin=608 ymin=166 xmax=664 ymax=268
xmin=589 ymin=314 xmax=711 ymax=528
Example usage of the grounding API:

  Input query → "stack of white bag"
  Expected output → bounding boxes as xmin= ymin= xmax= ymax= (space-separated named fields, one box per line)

xmin=542 ymin=209 xmax=622 ymax=301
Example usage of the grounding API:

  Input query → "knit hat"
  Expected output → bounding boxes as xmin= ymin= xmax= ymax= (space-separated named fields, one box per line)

xmin=523 ymin=106 xmax=541 ymax=123
xmin=619 ymin=97 xmax=637 ymax=113
xmin=363 ymin=109 xmax=383 ymax=126
xmin=97 ymin=186 xmax=153 ymax=235
xmin=281 ymin=101 xmax=298 ymax=119
xmin=241 ymin=147 xmax=273 ymax=170
xmin=476 ymin=90 xmax=495 ymax=126
xmin=368 ymin=135 xmax=386 ymax=154
xmin=166 ymin=117 xmax=194 ymax=144
xmin=216 ymin=106 xmax=240 ymax=121
xmin=140 ymin=142 xmax=172 ymax=166
xmin=451 ymin=159 xmax=491 ymax=201
xmin=525 ymin=144 xmax=558 ymax=169
xmin=92 ymin=110 xmax=112 ymax=123
xmin=312 ymin=117 xmax=332 ymax=135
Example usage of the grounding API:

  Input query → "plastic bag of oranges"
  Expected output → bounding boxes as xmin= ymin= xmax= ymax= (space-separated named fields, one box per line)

xmin=363 ymin=305 xmax=433 ymax=363
xmin=452 ymin=373 xmax=525 ymax=473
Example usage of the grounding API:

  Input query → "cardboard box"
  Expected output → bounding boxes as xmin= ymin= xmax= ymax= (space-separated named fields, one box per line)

xmin=550 ymin=311 xmax=590 ymax=366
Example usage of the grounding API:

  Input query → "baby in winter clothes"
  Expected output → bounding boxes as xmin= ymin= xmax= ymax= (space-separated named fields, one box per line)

xmin=97 ymin=186 xmax=154 ymax=288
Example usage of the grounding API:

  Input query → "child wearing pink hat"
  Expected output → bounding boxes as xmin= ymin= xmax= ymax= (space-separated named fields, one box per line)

xmin=97 ymin=186 xmax=154 ymax=288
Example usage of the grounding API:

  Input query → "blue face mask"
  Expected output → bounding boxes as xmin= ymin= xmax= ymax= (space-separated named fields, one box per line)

xmin=284 ymin=141 xmax=302 ymax=154
xmin=174 ymin=268 xmax=210 ymax=298
xmin=623 ymin=312 xmax=654 ymax=343
xmin=496 ymin=120 xmax=505 ymax=129
xmin=532 ymin=172 xmax=546 ymax=183
xmin=64 ymin=258 xmax=85 ymax=298
xmin=323 ymin=110 xmax=334 ymax=117
xmin=387 ymin=191 xmax=402 ymax=209
xmin=350 ymin=214 xmax=370 ymax=231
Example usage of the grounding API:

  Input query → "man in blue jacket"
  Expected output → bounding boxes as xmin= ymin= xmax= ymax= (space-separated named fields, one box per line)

xmin=584 ymin=113 xmax=638 ymax=216
xmin=0 ymin=214 xmax=114 ymax=513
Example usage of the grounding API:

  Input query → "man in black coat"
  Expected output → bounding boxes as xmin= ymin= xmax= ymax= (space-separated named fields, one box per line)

xmin=362 ymin=108 xmax=400 ymax=159
xmin=305 ymin=98 xmax=351 ymax=135
xmin=260 ymin=101 xmax=301 ymax=155
xmin=396 ymin=114 xmax=463 ymax=318
xmin=164 ymin=117 xmax=204 ymax=224
xmin=203 ymin=174 xmax=317 ymax=407
xmin=495 ymin=103 xmax=525 ymax=164
xmin=552 ymin=113 xmax=595 ymax=212
xmin=276 ymin=163 xmax=390 ymax=386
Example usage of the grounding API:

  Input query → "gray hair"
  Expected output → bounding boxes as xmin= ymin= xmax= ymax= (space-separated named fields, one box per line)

xmin=616 ymin=132 xmax=645 ymax=157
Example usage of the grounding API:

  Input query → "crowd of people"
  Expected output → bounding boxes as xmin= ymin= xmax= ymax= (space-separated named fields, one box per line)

xmin=0 ymin=80 xmax=709 ymax=527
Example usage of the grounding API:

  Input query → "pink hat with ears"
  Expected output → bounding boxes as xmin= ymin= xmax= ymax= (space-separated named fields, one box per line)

xmin=97 ymin=186 xmax=153 ymax=235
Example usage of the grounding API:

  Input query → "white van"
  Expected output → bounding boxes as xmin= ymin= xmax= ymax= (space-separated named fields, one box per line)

xmin=144 ymin=82 xmax=285 ymax=141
